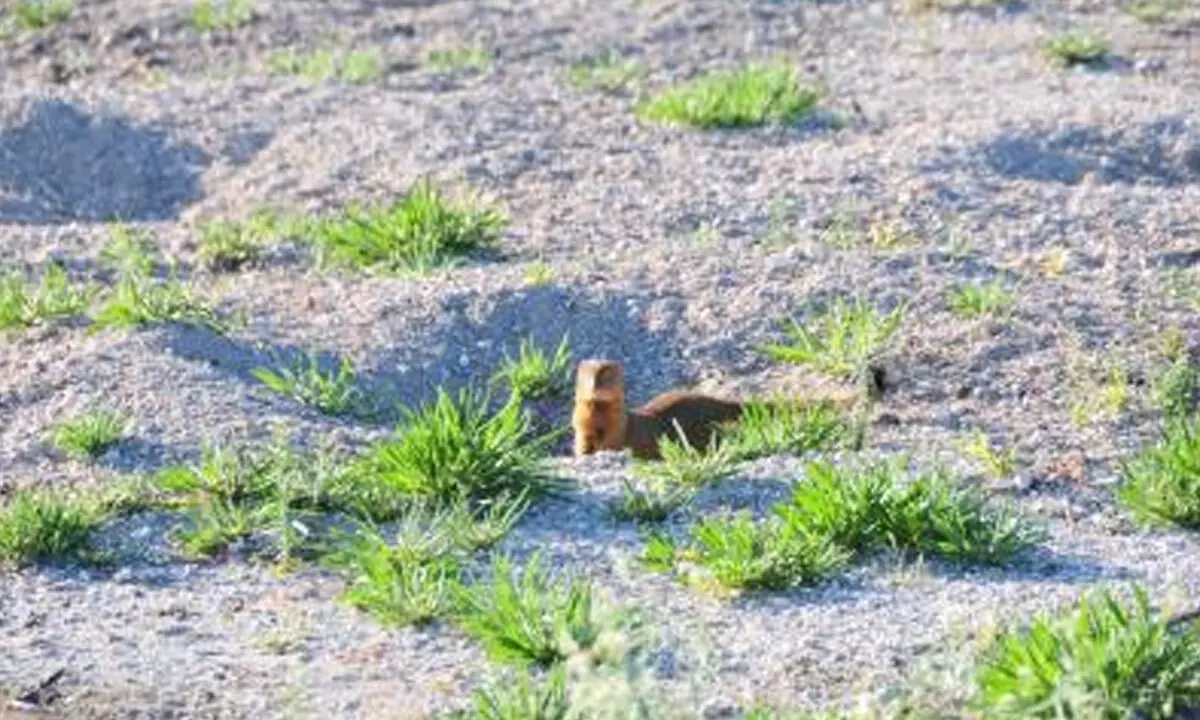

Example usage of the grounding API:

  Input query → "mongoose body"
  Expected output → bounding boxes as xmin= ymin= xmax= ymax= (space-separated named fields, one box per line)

xmin=572 ymin=359 xmax=745 ymax=460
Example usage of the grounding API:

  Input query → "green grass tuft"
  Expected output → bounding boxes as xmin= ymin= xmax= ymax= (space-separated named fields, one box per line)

xmin=196 ymin=218 xmax=265 ymax=271
xmin=1152 ymin=355 xmax=1199 ymax=422
xmin=451 ymin=552 xmax=605 ymax=668
xmin=490 ymin=334 xmax=573 ymax=401
xmin=567 ymin=50 xmax=645 ymax=94
xmin=636 ymin=62 xmax=821 ymax=130
xmin=0 ymin=261 xmax=92 ymax=332
xmin=428 ymin=47 xmax=493 ymax=74
xmin=10 ymin=0 xmax=73 ymax=31
xmin=632 ymin=426 xmax=738 ymax=488
xmin=608 ymin=478 xmax=696 ymax=525
xmin=1042 ymin=31 xmax=1111 ymax=67
xmin=252 ymin=351 xmax=370 ymax=418
xmin=268 ymin=47 xmax=386 ymax=85
xmin=305 ymin=179 xmax=507 ymax=274
xmin=455 ymin=664 xmax=570 ymax=720
xmin=972 ymin=586 xmax=1200 ymax=719
xmin=350 ymin=389 xmax=564 ymax=510
xmin=947 ymin=279 xmax=1015 ymax=318
xmin=1117 ymin=417 xmax=1200 ymax=530
xmin=759 ymin=297 xmax=907 ymax=382
xmin=189 ymin=0 xmax=255 ymax=32
xmin=48 ymin=408 xmax=128 ymax=461
xmin=719 ymin=399 xmax=850 ymax=461
xmin=0 ymin=489 xmax=101 ymax=568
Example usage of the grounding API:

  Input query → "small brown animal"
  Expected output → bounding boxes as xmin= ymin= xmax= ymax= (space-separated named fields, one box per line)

xmin=572 ymin=359 xmax=745 ymax=460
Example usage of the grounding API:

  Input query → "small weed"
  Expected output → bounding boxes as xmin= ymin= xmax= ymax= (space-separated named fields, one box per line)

xmin=1039 ymin=246 xmax=1069 ymax=277
xmin=0 ymin=261 xmax=92 ymax=331
xmin=1117 ymin=417 xmax=1200 ymax=530
xmin=0 ymin=489 xmax=101 ymax=568
xmin=819 ymin=203 xmax=865 ymax=249
xmin=196 ymin=219 xmax=264 ymax=271
xmin=48 ymin=409 xmax=128 ymax=461
xmin=1042 ymin=31 xmax=1110 ymax=67
xmin=633 ymin=426 xmax=738 ymax=488
xmin=268 ymin=47 xmax=385 ymax=85
xmin=100 ymin=223 xmax=157 ymax=278
xmin=608 ymin=478 xmax=696 ymax=524
xmin=972 ymin=586 xmax=1200 ymax=719
xmin=1164 ymin=268 xmax=1200 ymax=309
xmin=1125 ymin=0 xmax=1180 ymax=23
xmin=759 ymin=297 xmax=907 ymax=382
xmin=428 ymin=46 xmax=492 ymax=74
xmin=567 ymin=50 xmax=645 ymax=94
xmin=1152 ymin=356 xmax=1199 ymax=421
xmin=307 ymin=179 xmax=507 ymax=274
xmin=959 ymin=431 xmax=1018 ymax=480
xmin=452 ymin=552 xmax=604 ymax=668
xmin=720 ymin=399 xmax=849 ymax=461
xmin=645 ymin=514 xmax=850 ymax=594
xmin=456 ymin=664 xmax=570 ymax=720
xmin=10 ymin=0 xmax=73 ymax=31
xmin=490 ymin=335 xmax=573 ymax=401
xmin=189 ymin=0 xmax=255 ymax=32
xmin=524 ymin=260 xmax=554 ymax=287
xmin=947 ymin=279 xmax=1015 ymax=319
xmin=1067 ymin=359 xmax=1132 ymax=426
xmin=351 ymin=388 xmax=564 ymax=509
xmin=252 ymin=351 xmax=369 ymax=418
xmin=91 ymin=272 xmax=225 ymax=333
xmin=636 ymin=62 xmax=821 ymax=130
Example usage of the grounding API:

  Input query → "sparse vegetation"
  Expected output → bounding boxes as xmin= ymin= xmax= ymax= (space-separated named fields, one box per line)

xmin=720 ymin=399 xmax=849 ymax=461
xmin=1124 ymin=0 xmax=1181 ymax=23
xmin=947 ymin=279 xmax=1015 ymax=318
xmin=189 ymin=0 xmax=255 ymax=33
xmin=1042 ymin=31 xmax=1111 ymax=67
xmin=1152 ymin=354 xmax=1199 ymax=421
xmin=1117 ymin=416 xmax=1200 ymax=530
xmin=268 ymin=47 xmax=386 ymax=85
xmin=636 ymin=62 xmax=821 ymax=130
xmin=960 ymin=431 xmax=1018 ymax=480
xmin=306 ymin=179 xmax=507 ymax=274
xmin=632 ymin=427 xmax=738 ymax=488
xmin=608 ymin=477 xmax=696 ymax=524
xmin=252 ymin=351 xmax=371 ymax=418
xmin=349 ymin=388 xmax=564 ymax=510
xmin=567 ymin=50 xmax=645 ymax=94
xmin=0 ymin=489 xmax=101 ymax=568
xmin=428 ymin=47 xmax=493 ymax=74
xmin=972 ymin=586 xmax=1200 ymax=719
xmin=9 ymin=0 xmax=74 ymax=31
xmin=490 ymin=334 xmax=573 ymax=401
xmin=0 ymin=261 xmax=92 ymax=332
xmin=759 ymin=297 xmax=907 ymax=382
xmin=48 ymin=408 xmax=128 ymax=461
xmin=196 ymin=217 xmax=267 ymax=271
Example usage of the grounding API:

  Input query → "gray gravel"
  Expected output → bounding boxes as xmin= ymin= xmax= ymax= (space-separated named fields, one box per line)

xmin=3 ymin=0 xmax=1200 ymax=716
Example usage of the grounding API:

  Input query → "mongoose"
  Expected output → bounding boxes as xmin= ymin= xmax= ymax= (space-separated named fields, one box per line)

xmin=572 ymin=359 xmax=745 ymax=460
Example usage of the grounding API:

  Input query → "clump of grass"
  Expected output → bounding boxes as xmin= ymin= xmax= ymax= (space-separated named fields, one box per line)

xmin=490 ymin=335 xmax=573 ymax=401
xmin=567 ymin=50 xmax=645 ymax=94
xmin=719 ymin=399 xmax=849 ymax=461
xmin=1042 ymin=31 xmax=1111 ymax=67
xmin=759 ymin=297 xmax=907 ymax=382
xmin=268 ymin=47 xmax=385 ymax=85
xmin=643 ymin=514 xmax=851 ymax=595
xmin=452 ymin=552 xmax=606 ymax=668
xmin=1124 ymin=0 xmax=1180 ymax=23
xmin=0 ymin=261 xmax=92 ymax=331
xmin=524 ymin=260 xmax=554 ymax=287
xmin=91 ymin=225 xmax=226 ymax=333
xmin=972 ymin=586 xmax=1200 ymax=719
xmin=947 ymin=279 xmax=1015 ymax=318
xmin=428 ymin=46 xmax=493 ymax=74
xmin=10 ymin=0 xmax=73 ymax=31
xmin=1152 ymin=355 xmax=1199 ymax=421
xmin=306 ymin=179 xmax=507 ymax=274
xmin=636 ymin=62 xmax=821 ymax=130
xmin=189 ymin=0 xmax=255 ymax=32
xmin=608 ymin=478 xmax=696 ymax=524
xmin=196 ymin=218 xmax=265 ymax=271
xmin=632 ymin=427 xmax=738 ymax=488
xmin=781 ymin=460 xmax=1042 ymax=566
xmin=252 ymin=351 xmax=370 ymax=418
xmin=1116 ymin=417 xmax=1200 ymax=530
xmin=455 ymin=665 xmax=570 ymax=720
xmin=959 ymin=431 xmax=1018 ymax=480
xmin=0 ymin=489 xmax=101 ymax=568
xmin=350 ymin=388 xmax=564 ymax=510
xmin=1067 ymin=358 xmax=1132 ymax=427
xmin=48 ymin=409 xmax=128 ymax=461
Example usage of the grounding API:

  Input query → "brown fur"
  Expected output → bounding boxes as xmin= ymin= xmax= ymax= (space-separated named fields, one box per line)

xmin=572 ymin=359 xmax=746 ymax=460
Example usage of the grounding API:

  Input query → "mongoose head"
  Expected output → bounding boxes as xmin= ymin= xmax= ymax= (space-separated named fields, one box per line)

xmin=572 ymin=359 xmax=627 ymax=455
